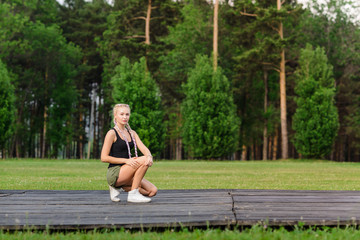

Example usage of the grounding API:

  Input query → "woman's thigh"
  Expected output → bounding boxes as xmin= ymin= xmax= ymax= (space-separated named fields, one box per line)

xmin=115 ymin=164 xmax=136 ymax=187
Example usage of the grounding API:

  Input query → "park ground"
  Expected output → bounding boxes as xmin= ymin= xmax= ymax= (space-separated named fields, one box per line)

xmin=1 ymin=159 xmax=360 ymax=239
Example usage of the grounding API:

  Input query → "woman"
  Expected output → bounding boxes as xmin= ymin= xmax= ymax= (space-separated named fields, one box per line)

xmin=101 ymin=104 xmax=157 ymax=203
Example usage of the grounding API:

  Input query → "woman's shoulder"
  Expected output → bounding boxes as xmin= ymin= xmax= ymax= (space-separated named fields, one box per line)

xmin=106 ymin=128 xmax=116 ymax=137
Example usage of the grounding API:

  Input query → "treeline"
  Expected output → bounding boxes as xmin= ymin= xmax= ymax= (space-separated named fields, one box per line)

xmin=0 ymin=0 xmax=359 ymax=161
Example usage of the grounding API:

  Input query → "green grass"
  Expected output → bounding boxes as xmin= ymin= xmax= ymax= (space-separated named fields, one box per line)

xmin=1 ymin=158 xmax=360 ymax=190
xmin=1 ymin=226 xmax=360 ymax=240
xmin=1 ymin=158 xmax=360 ymax=239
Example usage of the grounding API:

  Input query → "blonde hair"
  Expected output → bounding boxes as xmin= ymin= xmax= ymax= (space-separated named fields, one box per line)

xmin=113 ymin=103 xmax=138 ymax=158
xmin=113 ymin=104 xmax=130 ymax=117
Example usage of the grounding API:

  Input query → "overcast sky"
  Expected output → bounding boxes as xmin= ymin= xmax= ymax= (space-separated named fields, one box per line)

xmin=56 ymin=0 xmax=359 ymax=24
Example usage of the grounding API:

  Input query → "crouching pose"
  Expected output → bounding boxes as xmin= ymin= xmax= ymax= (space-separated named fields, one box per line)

xmin=101 ymin=104 xmax=157 ymax=203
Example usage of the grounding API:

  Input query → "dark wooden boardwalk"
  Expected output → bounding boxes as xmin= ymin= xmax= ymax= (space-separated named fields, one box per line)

xmin=1 ymin=189 xmax=360 ymax=230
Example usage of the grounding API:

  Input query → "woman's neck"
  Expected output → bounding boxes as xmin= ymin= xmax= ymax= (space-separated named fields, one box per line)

xmin=115 ymin=124 xmax=126 ymax=131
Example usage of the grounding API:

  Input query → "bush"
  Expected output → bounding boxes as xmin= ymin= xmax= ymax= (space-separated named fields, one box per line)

xmin=182 ymin=55 xmax=239 ymax=159
xmin=111 ymin=57 xmax=165 ymax=157
xmin=0 ymin=59 xmax=15 ymax=152
xmin=292 ymin=44 xmax=339 ymax=158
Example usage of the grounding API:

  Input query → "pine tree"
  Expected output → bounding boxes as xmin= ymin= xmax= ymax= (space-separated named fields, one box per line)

xmin=292 ymin=44 xmax=339 ymax=158
xmin=111 ymin=57 xmax=165 ymax=157
xmin=234 ymin=0 xmax=302 ymax=159
xmin=0 ymin=59 xmax=15 ymax=157
xmin=23 ymin=22 xmax=81 ymax=158
xmin=158 ymin=0 xmax=212 ymax=159
xmin=59 ymin=0 xmax=110 ymax=158
xmin=298 ymin=0 xmax=360 ymax=161
xmin=182 ymin=55 xmax=239 ymax=159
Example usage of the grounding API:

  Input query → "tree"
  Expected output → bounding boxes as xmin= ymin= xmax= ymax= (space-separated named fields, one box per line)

xmin=111 ymin=57 xmax=165 ymax=157
xmin=298 ymin=0 xmax=360 ymax=161
xmin=0 ymin=2 xmax=29 ymax=60
xmin=158 ymin=0 xmax=212 ymax=159
xmin=237 ymin=0 xmax=302 ymax=159
xmin=24 ymin=22 xmax=80 ymax=158
xmin=182 ymin=55 xmax=239 ymax=159
xmin=292 ymin=44 xmax=339 ymax=158
xmin=59 ymin=0 xmax=110 ymax=159
xmin=213 ymin=0 xmax=219 ymax=70
xmin=0 ymin=59 xmax=15 ymax=157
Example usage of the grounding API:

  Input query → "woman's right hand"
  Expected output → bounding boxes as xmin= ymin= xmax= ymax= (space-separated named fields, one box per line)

xmin=127 ymin=157 xmax=141 ymax=169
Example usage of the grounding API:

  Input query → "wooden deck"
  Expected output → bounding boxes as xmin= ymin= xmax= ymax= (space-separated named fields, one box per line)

xmin=1 ymin=189 xmax=360 ymax=230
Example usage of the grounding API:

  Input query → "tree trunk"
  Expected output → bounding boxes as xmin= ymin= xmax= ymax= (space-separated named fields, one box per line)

xmin=263 ymin=70 xmax=268 ymax=160
xmin=87 ymin=88 xmax=95 ymax=159
xmin=170 ymin=138 xmax=174 ymax=159
xmin=213 ymin=0 xmax=219 ymax=70
xmin=98 ymin=96 xmax=105 ymax=158
xmin=241 ymin=145 xmax=247 ymax=160
xmin=339 ymin=140 xmax=344 ymax=162
xmin=272 ymin=128 xmax=278 ymax=160
xmin=15 ymin=136 xmax=20 ymax=158
xmin=277 ymin=0 xmax=288 ymax=159
xmin=175 ymin=105 xmax=182 ymax=160
xmin=79 ymin=107 xmax=84 ymax=159
xmin=176 ymin=138 xmax=182 ymax=160
xmin=250 ymin=144 xmax=255 ymax=160
xmin=66 ymin=119 xmax=71 ymax=159
xmin=93 ymin=96 xmax=98 ymax=159
xmin=42 ymin=105 xmax=47 ymax=158
xmin=347 ymin=137 xmax=351 ymax=162
xmin=268 ymin=136 xmax=272 ymax=160
xmin=145 ymin=0 xmax=151 ymax=45
xmin=143 ymin=0 xmax=152 ymax=70
xmin=42 ymin=67 xmax=49 ymax=159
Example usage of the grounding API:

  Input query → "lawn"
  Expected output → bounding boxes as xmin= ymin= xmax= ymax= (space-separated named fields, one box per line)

xmin=0 ymin=158 xmax=359 ymax=191
xmin=1 ymin=158 xmax=360 ymax=239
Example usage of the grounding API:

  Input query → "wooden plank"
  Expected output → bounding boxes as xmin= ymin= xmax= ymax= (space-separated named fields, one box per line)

xmin=230 ymin=189 xmax=360 ymax=195
xmin=0 ymin=189 xmax=236 ymax=230
xmin=2 ymin=189 xmax=360 ymax=229
xmin=231 ymin=189 xmax=360 ymax=226
xmin=233 ymin=196 xmax=360 ymax=203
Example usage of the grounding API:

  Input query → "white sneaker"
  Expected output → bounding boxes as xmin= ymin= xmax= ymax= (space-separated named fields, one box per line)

xmin=127 ymin=189 xmax=151 ymax=203
xmin=109 ymin=185 xmax=122 ymax=202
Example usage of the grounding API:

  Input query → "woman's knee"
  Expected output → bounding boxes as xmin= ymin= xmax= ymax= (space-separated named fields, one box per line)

xmin=148 ymin=186 xmax=158 ymax=197
xmin=137 ymin=156 xmax=149 ymax=167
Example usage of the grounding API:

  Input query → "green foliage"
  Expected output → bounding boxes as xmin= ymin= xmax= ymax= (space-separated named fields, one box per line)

xmin=292 ymin=44 xmax=339 ymax=158
xmin=59 ymin=0 xmax=110 ymax=158
xmin=111 ymin=57 xmax=165 ymax=157
xmin=182 ymin=55 xmax=239 ymax=159
xmin=0 ymin=60 xmax=15 ymax=149
xmin=297 ymin=0 xmax=360 ymax=160
xmin=0 ymin=2 xmax=30 ymax=59
xmin=158 ymin=0 xmax=212 ymax=100
xmin=230 ymin=0 xmax=302 ymax=154
xmin=24 ymin=22 xmax=81 ymax=157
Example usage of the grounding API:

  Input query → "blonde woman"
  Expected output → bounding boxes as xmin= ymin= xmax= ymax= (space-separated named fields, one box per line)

xmin=101 ymin=104 xmax=157 ymax=203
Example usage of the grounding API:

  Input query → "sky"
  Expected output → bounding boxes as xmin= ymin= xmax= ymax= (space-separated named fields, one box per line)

xmin=297 ymin=0 xmax=360 ymax=23
xmin=56 ymin=0 xmax=360 ymax=24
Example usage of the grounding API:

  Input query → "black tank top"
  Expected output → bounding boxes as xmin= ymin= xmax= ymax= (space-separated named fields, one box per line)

xmin=108 ymin=128 xmax=134 ymax=168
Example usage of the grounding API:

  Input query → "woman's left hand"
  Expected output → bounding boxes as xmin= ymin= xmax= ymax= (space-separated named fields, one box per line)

xmin=147 ymin=155 xmax=153 ymax=167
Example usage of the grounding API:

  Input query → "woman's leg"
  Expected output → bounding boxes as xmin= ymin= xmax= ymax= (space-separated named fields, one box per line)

xmin=114 ymin=156 xmax=149 ymax=190
xmin=122 ymin=179 xmax=157 ymax=197
xmin=139 ymin=178 xmax=158 ymax=197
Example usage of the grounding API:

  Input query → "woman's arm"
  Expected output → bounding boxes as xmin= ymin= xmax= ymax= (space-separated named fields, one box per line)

xmin=132 ymin=130 xmax=153 ymax=166
xmin=100 ymin=129 xmax=130 ymax=164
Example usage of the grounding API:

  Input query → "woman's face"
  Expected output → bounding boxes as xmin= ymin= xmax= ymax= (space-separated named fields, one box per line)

xmin=115 ymin=106 xmax=130 ymax=125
